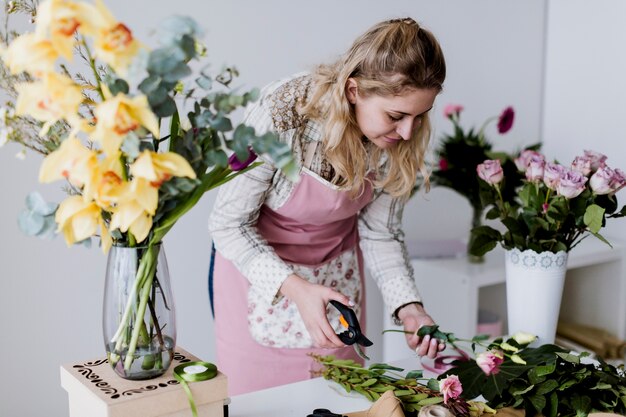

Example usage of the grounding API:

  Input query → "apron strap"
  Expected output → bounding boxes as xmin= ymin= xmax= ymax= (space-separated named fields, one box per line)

xmin=303 ymin=140 xmax=319 ymax=170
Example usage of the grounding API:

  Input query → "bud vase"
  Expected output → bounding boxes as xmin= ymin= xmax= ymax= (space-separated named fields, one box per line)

xmin=103 ymin=243 xmax=177 ymax=380
xmin=505 ymin=248 xmax=568 ymax=345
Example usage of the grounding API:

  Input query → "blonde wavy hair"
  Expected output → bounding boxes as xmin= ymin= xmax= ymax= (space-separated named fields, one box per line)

xmin=300 ymin=17 xmax=446 ymax=198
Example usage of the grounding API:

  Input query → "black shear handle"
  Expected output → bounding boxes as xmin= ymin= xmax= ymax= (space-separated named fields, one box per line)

xmin=329 ymin=300 xmax=373 ymax=347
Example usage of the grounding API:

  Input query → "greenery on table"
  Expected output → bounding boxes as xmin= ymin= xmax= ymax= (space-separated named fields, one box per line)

xmin=312 ymin=354 xmax=471 ymax=416
xmin=417 ymin=325 xmax=626 ymax=417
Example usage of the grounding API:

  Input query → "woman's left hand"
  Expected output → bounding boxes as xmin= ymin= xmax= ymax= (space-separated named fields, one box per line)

xmin=398 ymin=303 xmax=445 ymax=359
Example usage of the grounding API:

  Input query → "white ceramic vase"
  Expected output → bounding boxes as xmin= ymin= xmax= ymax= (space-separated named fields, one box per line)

xmin=505 ymin=248 xmax=568 ymax=345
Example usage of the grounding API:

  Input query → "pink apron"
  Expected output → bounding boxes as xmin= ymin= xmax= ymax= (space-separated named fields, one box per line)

xmin=213 ymin=141 xmax=373 ymax=395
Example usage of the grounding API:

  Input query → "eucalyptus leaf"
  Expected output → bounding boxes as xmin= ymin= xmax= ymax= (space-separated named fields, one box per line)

xmin=18 ymin=210 xmax=45 ymax=235
xmin=25 ymin=192 xmax=57 ymax=216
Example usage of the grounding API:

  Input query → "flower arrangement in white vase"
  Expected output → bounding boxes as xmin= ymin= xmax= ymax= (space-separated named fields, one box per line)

xmin=469 ymin=150 xmax=626 ymax=343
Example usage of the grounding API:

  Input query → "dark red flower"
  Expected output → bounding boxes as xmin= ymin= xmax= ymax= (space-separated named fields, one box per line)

xmin=439 ymin=158 xmax=449 ymax=171
xmin=497 ymin=106 xmax=515 ymax=134
xmin=228 ymin=148 xmax=258 ymax=171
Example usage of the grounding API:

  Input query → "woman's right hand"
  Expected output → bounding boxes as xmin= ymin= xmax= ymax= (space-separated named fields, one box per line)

xmin=279 ymin=274 xmax=352 ymax=349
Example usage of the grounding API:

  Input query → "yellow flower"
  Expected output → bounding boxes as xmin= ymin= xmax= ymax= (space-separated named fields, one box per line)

xmin=56 ymin=195 xmax=101 ymax=245
xmin=109 ymin=200 xmax=153 ymax=244
xmin=130 ymin=177 xmax=159 ymax=215
xmin=93 ymin=91 xmax=159 ymax=156
xmin=83 ymin=152 xmax=127 ymax=208
xmin=0 ymin=32 xmax=58 ymax=76
xmin=39 ymin=136 xmax=98 ymax=188
xmin=89 ymin=0 xmax=140 ymax=76
xmin=35 ymin=0 xmax=99 ymax=60
xmin=130 ymin=150 xmax=197 ymax=186
xmin=15 ymin=72 xmax=84 ymax=136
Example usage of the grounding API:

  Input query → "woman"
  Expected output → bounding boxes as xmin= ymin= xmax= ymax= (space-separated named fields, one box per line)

xmin=208 ymin=17 xmax=446 ymax=395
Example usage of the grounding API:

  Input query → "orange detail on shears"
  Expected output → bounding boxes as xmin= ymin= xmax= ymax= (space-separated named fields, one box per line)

xmin=339 ymin=315 xmax=349 ymax=329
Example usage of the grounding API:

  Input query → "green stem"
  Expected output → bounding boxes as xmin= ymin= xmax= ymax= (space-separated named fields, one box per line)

xmin=124 ymin=245 xmax=159 ymax=371
xmin=80 ymin=36 xmax=105 ymax=101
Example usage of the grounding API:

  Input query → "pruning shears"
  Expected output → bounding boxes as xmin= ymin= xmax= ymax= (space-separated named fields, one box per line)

xmin=330 ymin=300 xmax=373 ymax=360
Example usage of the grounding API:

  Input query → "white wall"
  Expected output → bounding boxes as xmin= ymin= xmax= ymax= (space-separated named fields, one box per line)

xmin=0 ymin=1 xmax=546 ymax=416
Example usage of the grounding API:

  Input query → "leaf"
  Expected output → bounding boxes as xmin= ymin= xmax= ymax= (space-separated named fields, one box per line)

xmin=468 ymin=225 xmax=502 ymax=256
xmin=369 ymin=363 xmax=404 ymax=372
xmin=152 ymin=96 xmax=178 ymax=118
xmin=584 ymin=204 xmax=605 ymax=233
xmin=417 ymin=397 xmax=444 ymax=406
xmin=528 ymin=393 xmax=547 ymax=413
xmin=25 ymin=192 xmax=57 ymax=216
xmin=147 ymin=47 xmax=186 ymax=75
xmin=18 ymin=210 xmax=45 ymax=236
xmin=162 ymin=62 xmax=192 ymax=83
xmin=361 ymin=378 xmax=378 ymax=387
xmin=536 ymin=379 xmax=559 ymax=395
xmin=556 ymin=352 xmax=581 ymax=364
xmin=405 ymin=370 xmax=423 ymax=380
xmin=427 ymin=378 xmax=440 ymax=391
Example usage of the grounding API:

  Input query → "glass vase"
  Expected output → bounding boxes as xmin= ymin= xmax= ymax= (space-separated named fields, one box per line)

xmin=103 ymin=243 xmax=176 ymax=380
xmin=467 ymin=206 xmax=485 ymax=263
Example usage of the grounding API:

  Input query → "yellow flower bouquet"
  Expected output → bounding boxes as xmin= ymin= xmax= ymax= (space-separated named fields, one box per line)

xmin=1 ymin=0 xmax=296 ymax=378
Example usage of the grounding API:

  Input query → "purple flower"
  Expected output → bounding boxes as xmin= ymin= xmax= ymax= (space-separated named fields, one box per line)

xmin=443 ymin=104 xmax=464 ymax=119
xmin=584 ymin=150 xmax=608 ymax=171
xmin=228 ymin=148 xmax=258 ymax=171
xmin=589 ymin=166 xmax=615 ymax=195
xmin=543 ymin=162 xmax=566 ymax=190
xmin=497 ymin=106 xmax=515 ymax=134
xmin=514 ymin=150 xmax=543 ymax=171
xmin=477 ymin=159 xmax=504 ymax=186
xmin=611 ymin=169 xmax=626 ymax=193
xmin=571 ymin=156 xmax=592 ymax=176
xmin=557 ymin=169 xmax=588 ymax=199
xmin=525 ymin=154 xmax=546 ymax=183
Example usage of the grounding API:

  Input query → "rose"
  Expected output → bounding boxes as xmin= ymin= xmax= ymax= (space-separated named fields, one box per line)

xmin=584 ymin=150 xmax=608 ymax=170
xmin=514 ymin=149 xmax=542 ymax=171
xmin=525 ymin=154 xmax=545 ymax=182
xmin=476 ymin=160 xmax=503 ymax=186
xmin=543 ymin=162 xmax=566 ymax=190
xmin=571 ymin=156 xmax=592 ymax=176
xmin=557 ymin=169 xmax=588 ymax=199
xmin=443 ymin=104 xmax=464 ymax=119
xmin=475 ymin=350 xmax=504 ymax=376
xmin=589 ymin=166 xmax=615 ymax=195
xmin=611 ymin=169 xmax=626 ymax=193
xmin=497 ymin=106 xmax=515 ymax=134
xmin=439 ymin=375 xmax=463 ymax=404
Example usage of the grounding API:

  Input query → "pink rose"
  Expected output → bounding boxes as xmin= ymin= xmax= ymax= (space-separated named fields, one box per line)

xmin=571 ymin=156 xmax=592 ymax=176
xmin=477 ymin=160 xmax=504 ymax=186
xmin=611 ymin=169 xmax=626 ymax=193
xmin=525 ymin=154 xmax=546 ymax=182
xmin=584 ymin=150 xmax=608 ymax=171
xmin=439 ymin=375 xmax=463 ymax=404
xmin=228 ymin=148 xmax=258 ymax=171
xmin=476 ymin=350 xmax=504 ymax=376
xmin=589 ymin=166 xmax=615 ymax=195
xmin=514 ymin=150 xmax=543 ymax=171
xmin=497 ymin=106 xmax=515 ymax=134
xmin=443 ymin=104 xmax=464 ymax=119
xmin=557 ymin=169 xmax=588 ymax=199
xmin=543 ymin=162 xmax=566 ymax=190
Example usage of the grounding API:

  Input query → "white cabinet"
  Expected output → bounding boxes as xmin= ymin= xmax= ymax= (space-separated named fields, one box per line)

xmin=382 ymin=237 xmax=626 ymax=363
